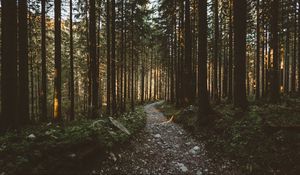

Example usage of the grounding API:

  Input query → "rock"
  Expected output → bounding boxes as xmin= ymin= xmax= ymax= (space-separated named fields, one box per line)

xmin=27 ymin=134 xmax=36 ymax=139
xmin=196 ymin=170 xmax=203 ymax=175
xmin=185 ymin=142 xmax=191 ymax=146
xmin=68 ymin=153 xmax=76 ymax=158
xmin=189 ymin=146 xmax=201 ymax=155
xmin=177 ymin=163 xmax=188 ymax=172
xmin=109 ymin=152 xmax=117 ymax=162
xmin=154 ymin=134 xmax=161 ymax=138
xmin=45 ymin=131 xmax=51 ymax=135
xmin=109 ymin=117 xmax=130 ymax=135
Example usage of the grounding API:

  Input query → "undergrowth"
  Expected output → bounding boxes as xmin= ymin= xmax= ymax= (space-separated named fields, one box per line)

xmin=0 ymin=107 xmax=146 ymax=174
xmin=157 ymin=100 xmax=300 ymax=174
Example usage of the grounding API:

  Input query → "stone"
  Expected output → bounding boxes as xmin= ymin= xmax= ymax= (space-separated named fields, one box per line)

xmin=154 ymin=134 xmax=161 ymax=138
xmin=196 ymin=170 xmax=203 ymax=175
xmin=189 ymin=146 xmax=201 ymax=155
xmin=177 ymin=163 xmax=188 ymax=172
xmin=68 ymin=153 xmax=76 ymax=158
xmin=27 ymin=134 xmax=36 ymax=139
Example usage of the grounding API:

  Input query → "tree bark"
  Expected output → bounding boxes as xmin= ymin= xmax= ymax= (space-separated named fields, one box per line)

xmin=54 ymin=0 xmax=62 ymax=121
xmin=1 ymin=0 xmax=18 ymax=130
xmin=19 ymin=0 xmax=29 ymax=124
xmin=256 ymin=0 xmax=261 ymax=99
xmin=233 ymin=0 xmax=248 ymax=109
xmin=106 ymin=0 xmax=111 ymax=115
xmin=111 ymin=0 xmax=117 ymax=113
xmin=213 ymin=0 xmax=220 ymax=103
xmin=270 ymin=0 xmax=280 ymax=103
xmin=70 ymin=0 xmax=75 ymax=121
xmin=198 ymin=0 xmax=212 ymax=119
xmin=41 ymin=0 xmax=48 ymax=121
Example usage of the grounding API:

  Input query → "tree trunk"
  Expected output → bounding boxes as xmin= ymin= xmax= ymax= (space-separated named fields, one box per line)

xmin=54 ymin=0 xmax=62 ymax=121
xmin=285 ymin=26 xmax=290 ymax=93
xmin=228 ymin=0 xmax=233 ymax=101
xmin=1 ymin=0 xmax=18 ymax=130
xmin=183 ymin=0 xmax=193 ymax=105
xmin=233 ymin=0 xmax=248 ymax=110
xmin=298 ymin=0 xmax=300 ymax=94
xmin=19 ymin=0 xmax=29 ymax=124
xmin=41 ymin=0 xmax=47 ymax=121
xmin=90 ymin=0 xmax=99 ymax=118
xmin=111 ymin=0 xmax=117 ymax=114
xmin=106 ymin=0 xmax=111 ymax=115
xmin=131 ymin=3 xmax=135 ymax=111
xmin=198 ymin=0 xmax=212 ymax=118
xmin=256 ymin=0 xmax=261 ymax=99
xmin=120 ymin=0 xmax=125 ymax=111
xmin=270 ymin=0 xmax=280 ymax=103
xmin=213 ymin=0 xmax=220 ymax=103
xmin=70 ymin=0 xmax=75 ymax=121
xmin=291 ymin=1 xmax=297 ymax=93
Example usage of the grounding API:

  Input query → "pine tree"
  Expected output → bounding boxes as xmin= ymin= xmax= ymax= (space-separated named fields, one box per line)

xmin=1 ymin=0 xmax=18 ymax=130
xmin=19 ymin=0 xmax=29 ymax=124
xmin=54 ymin=0 xmax=62 ymax=121
xmin=233 ymin=0 xmax=248 ymax=110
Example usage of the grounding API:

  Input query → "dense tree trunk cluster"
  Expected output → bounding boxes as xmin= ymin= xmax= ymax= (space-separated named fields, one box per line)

xmin=1 ymin=0 xmax=300 ymax=130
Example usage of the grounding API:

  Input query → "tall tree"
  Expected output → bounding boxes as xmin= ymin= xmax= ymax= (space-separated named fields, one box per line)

xmin=213 ymin=0 xmax=220 ymax=103
xmin=183 ymin=0 xmax=193 ymax=105
xmin=123 ymin=0 xmax=128 ymax=112
xmin=130 ymin=2 xmax=135 ymax=111
xmin=1 ymin=0 xmax=18 ymax=130
xmin=198 ymin=0 xmax=212 ymax=119
xmin=120 ymin=0 xmax=125 ymax=111
xmin=19 ymin=0 xmax=29 ymax=124
xmin=106 ymin=0 xmax=111 ymax=115
xmin=233 ymin=0 xmax=248 ymax=109
xmin=298 ymin=0 xmax=300 ymax=94
xmin=90 ymin=0 xmax=99 ymax=118
xmin=54 ymin=0 xmax=62 ymax=121
xmin=256 ymin=0 xmax=260 ymax=99
xmin=291 ymin=0 xmax=297 ymax=93
xmin=41 ymin=0 xmax=47 ymax=121
xmin=228 ymin=0 xmax=233 ymax=101
xmin=270 ymin=0 xmax=280 ymax=102
xmin=111 ymin=0 xmax=117 ymax=113
xmin=70 ymin=0 xmax=75 ymax=121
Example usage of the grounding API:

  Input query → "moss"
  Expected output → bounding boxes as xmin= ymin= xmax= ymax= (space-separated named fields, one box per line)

xmin=0 ymin=107 xmax=147 ymax=174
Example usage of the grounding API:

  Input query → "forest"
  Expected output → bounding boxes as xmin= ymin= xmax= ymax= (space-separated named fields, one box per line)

xmin=0 ymin=0 xmax=299 ymax=174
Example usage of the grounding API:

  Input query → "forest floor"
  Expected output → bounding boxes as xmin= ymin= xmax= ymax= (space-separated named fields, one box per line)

xmin=90 ymin=101 xmax=239 ymax=175
xmin=157 ymin=99 xmax=300 ymax=174
xmin=0 ymin=107 xmax=147 ymax=174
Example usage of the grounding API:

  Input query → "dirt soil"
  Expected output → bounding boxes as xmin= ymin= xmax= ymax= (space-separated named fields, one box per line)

xmin=90 ymin=102 xmax=238 ymax=175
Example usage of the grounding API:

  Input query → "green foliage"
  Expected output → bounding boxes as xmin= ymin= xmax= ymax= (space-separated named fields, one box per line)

xmin=0 ymin=107 xmax=146 ymax=174
xmin=158 ymin=101 xmax=300 ymax=174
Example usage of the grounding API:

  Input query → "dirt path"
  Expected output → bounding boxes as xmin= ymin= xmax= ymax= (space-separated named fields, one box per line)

xmin=91 ymin=102 xmax=236 ymax=175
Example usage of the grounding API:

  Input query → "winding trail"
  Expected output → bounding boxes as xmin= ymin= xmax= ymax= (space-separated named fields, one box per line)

xmin=91 ymin=102 xmax=236 ymax=175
